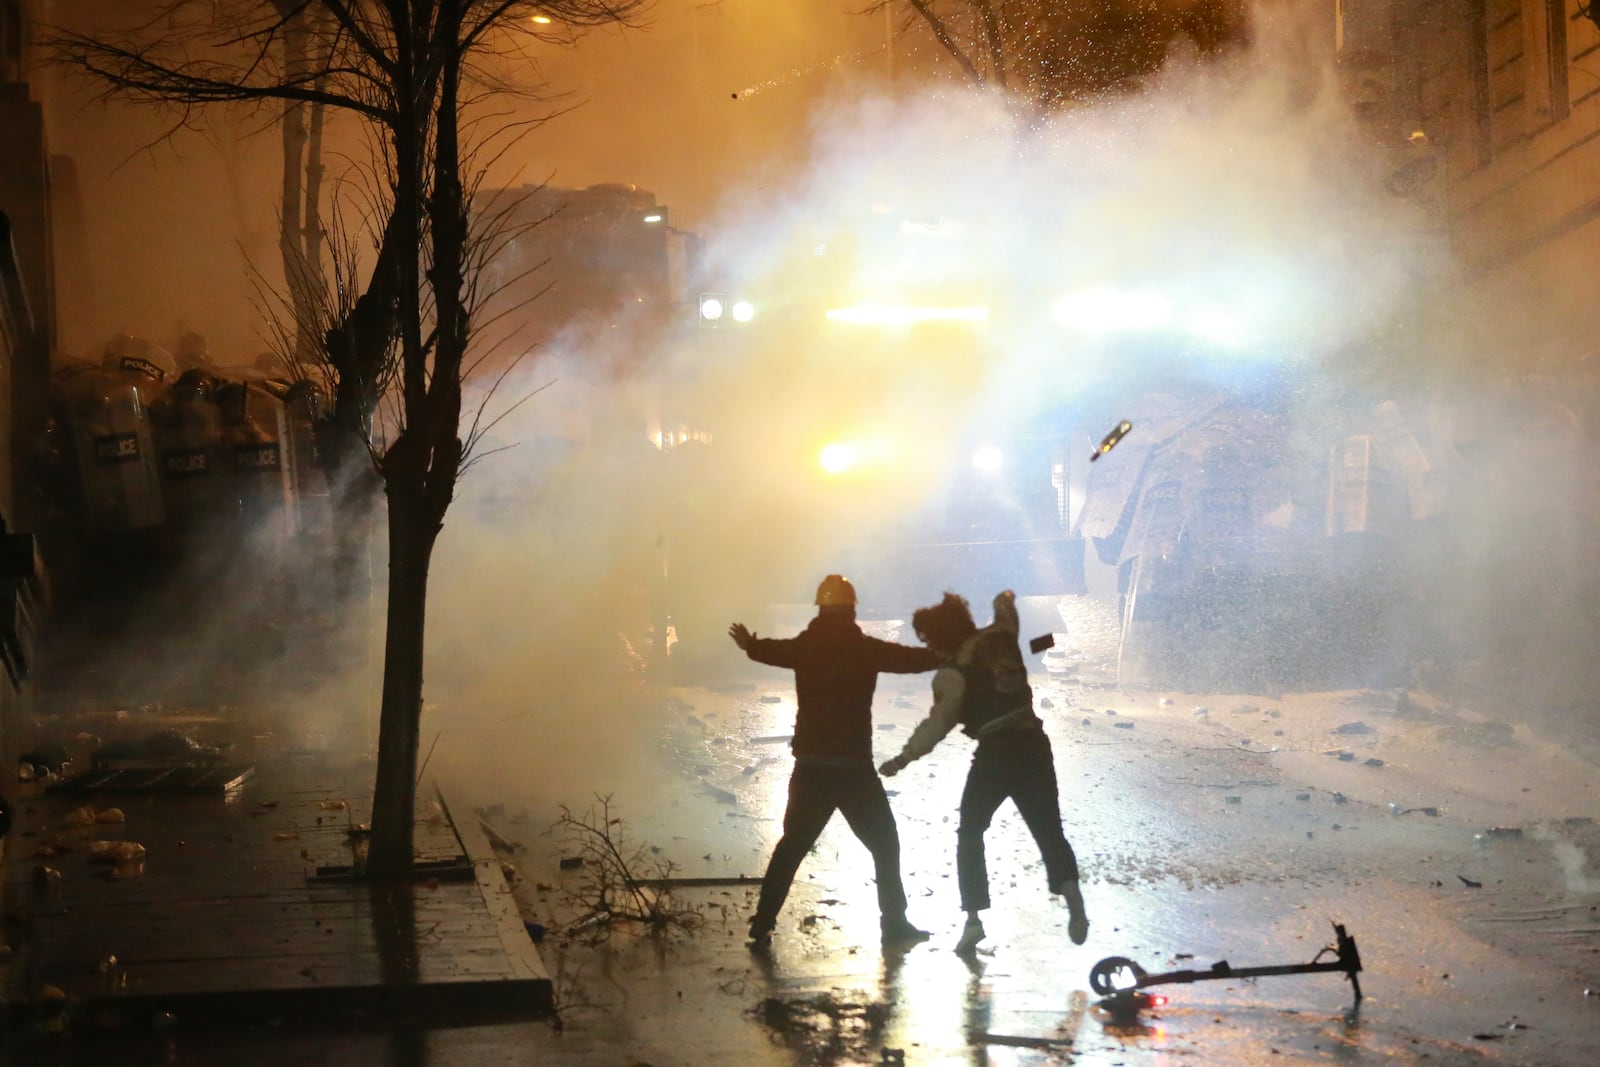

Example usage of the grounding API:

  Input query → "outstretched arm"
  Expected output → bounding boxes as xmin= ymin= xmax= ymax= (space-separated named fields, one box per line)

xmin=991 ymin=589 xmax=1019 ymax=635
xmin=880 ymin=665 xmax=964 ymax=776
xmin=731 ymin=622 xmax=800 ymax=667
xmin=866 ymin=635 xmax=944 ymax=674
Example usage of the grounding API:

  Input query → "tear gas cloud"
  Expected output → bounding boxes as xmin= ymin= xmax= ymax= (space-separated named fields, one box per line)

xmin=410 ymin=11 xmax=1600 ymax=815
xmin=38 ymin=6 xmax=1597 ymax=809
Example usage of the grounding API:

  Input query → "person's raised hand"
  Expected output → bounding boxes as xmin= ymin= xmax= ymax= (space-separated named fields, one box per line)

xmin=728 ymin=622 xmax=754 ymax=650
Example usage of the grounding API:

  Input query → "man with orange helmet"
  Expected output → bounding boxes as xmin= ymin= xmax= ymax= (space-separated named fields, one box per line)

xmin=729 ymin=574 xmax=942 ymax=948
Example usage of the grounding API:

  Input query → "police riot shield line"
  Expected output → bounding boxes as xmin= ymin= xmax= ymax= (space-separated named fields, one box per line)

xmin=51 ymin=337 xmax=331 ymax=553
xmin=56 ymin=339 xmax=171 ymax=533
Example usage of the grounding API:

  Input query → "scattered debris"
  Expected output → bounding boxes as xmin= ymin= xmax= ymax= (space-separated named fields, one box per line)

xmin=552 ymin=795 xmax=702 ymax=938
xmin=97 ymin=729 xmax=223 ymax=764
xmin=62 ymin=806 xmax=97 ymax=827
xmin=759 ymin=695 xmax=782 ymax=704
xmin=1113 ymin=721 xmax=1135 ymax=730
xmin=20 ymin=746 xmax=70 ymax=776
xmin=1484 ymin=826 xmax=1524 ymax=840
xmin=1388 ymin=804 xmax=1440 ymax=816
xmin=698 ymin=781 xmax=737 ymax=805
xmin=974 ymin=1033 xmax=1076 ymax=1050
xmin=1458 ymin=875 xmax=1483 ymax=888
xmin=1363 ymin=758 xmax=1385 ymax=768
xmin=1334 ymin=721 xmax=1375 ymax=735
xmin=87 ymin=841 xmax=146 ymax=864
xmin=1394 ymin=690 xmax=1430 ymax=719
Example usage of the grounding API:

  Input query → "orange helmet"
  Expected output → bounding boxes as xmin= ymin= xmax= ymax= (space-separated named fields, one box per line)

xmin=815 ymin=574 xmax=858 ymax=607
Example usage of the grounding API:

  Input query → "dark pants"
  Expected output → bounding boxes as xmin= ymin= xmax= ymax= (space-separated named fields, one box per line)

xmin=957 ymin=727 xmax=1079 ymax=913
xmin=754 ymin=759 xmax=909 ymax=924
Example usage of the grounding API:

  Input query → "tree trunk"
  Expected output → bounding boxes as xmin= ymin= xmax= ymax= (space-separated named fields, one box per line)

xmin=275 ymin=2 xmax=318 ymax=366
xmin=366 ymin=1 xmax=428 ymax=880
xmin=366 ymin=486 xmax=437 ymax=877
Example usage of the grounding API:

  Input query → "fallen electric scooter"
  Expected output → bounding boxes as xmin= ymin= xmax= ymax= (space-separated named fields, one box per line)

xmin=1089 ymin=922 xmax=1363 ymax=1019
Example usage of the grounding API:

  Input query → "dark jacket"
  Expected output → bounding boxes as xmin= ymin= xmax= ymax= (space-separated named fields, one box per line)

xmin=744 ymin=611 xmax=941 ymax=761
xmin=956 ymin=624 xmax=1035 ymax=739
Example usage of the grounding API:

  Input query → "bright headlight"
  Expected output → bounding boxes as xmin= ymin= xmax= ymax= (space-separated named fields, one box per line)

xmin=819 ymin=443 xmax=859 ymax=475
xmin=1052 ymin=288 xmax=1174 ymax=333
xmin=731 ymin=300 xmax=755 ymax=323
xmin=699 ymin=297 xmax=724 ymax=322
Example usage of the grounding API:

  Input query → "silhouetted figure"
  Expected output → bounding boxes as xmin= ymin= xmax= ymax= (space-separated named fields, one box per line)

xmin=729 ymin=574 xmax=942 ymax=948
xmin=880 ymin=590 xmax=1088 ymax=953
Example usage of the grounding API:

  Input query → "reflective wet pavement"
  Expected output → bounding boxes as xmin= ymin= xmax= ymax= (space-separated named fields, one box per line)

xmin=1 ymin=747 xmax=549 ymax=1048
xmin=471 ymin=666 xmax=1598 ymax=1066
xmin=8 ymin=597 xmax=1600 ymax=1064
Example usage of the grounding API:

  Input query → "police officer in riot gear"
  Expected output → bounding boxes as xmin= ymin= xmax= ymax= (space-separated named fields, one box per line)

xmin=880 ymin=590 xmax=1089 ymax=954
xmin=729 ymin=574 xmax=942 ymax=948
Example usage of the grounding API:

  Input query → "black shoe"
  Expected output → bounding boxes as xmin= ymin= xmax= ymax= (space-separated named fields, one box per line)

xmin=747 ymin=915 xmax=775 ymax=947
xmin=880 ymin=917 xmax=931 ymax=947
xmin=955 ymin=916 xmax=985 ymax=954
xmin=1052 ymin=879 xmax=1089 ymax=945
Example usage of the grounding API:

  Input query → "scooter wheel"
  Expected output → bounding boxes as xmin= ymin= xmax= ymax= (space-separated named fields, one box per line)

xmin=1089 ymin=956 xmax=1148 ymax=997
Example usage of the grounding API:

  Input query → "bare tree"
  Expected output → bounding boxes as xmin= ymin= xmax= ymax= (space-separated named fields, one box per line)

xmin=872 ymin=0 xmax=1247 ymax=110
xmin=48 ymin=0 xmax=649 ymax=878
xmin=270 ymin=0 xmax=329 ymax=368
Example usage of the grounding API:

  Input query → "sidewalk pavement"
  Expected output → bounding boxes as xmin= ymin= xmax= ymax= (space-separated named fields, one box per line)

xmin=1 ymin=739 xmax=550 ymax=1036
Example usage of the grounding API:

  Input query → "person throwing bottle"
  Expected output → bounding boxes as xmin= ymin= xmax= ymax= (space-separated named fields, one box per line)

xmin=879 ymin=589 xmax=1089 ymax=954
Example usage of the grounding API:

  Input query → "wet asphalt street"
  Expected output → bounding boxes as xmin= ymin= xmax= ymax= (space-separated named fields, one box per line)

xmin=17 ymin=600 xmax=1600 ymax=1065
